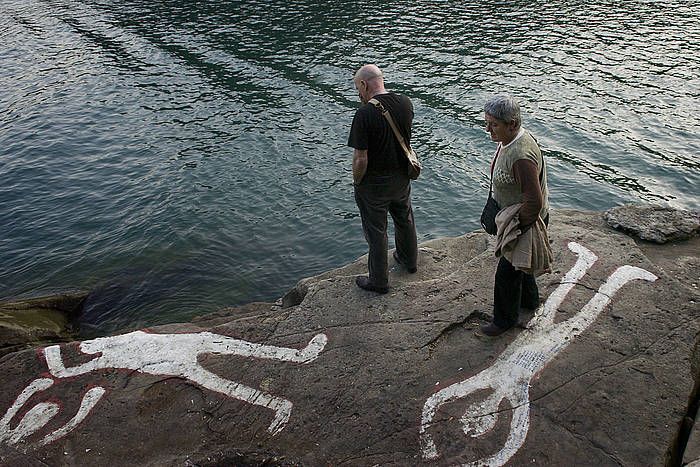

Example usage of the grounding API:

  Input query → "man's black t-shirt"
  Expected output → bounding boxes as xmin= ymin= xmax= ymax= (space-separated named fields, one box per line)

xmin=347 ymin=93 xmax=413 ymax=177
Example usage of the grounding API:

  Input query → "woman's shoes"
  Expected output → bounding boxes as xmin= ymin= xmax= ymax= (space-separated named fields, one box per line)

xmin=480 ymin=322 xmax=513 ymax=337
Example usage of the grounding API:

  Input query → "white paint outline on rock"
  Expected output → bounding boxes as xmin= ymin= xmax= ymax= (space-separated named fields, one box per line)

xmin=0 ymin=331 xmax=328 ymax=446
xmin=420 ymin=241 xmax=658 ymax=466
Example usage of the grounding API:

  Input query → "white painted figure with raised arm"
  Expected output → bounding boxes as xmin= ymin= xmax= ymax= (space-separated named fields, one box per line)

xmin=420 ymin=242 xmax=658 ymax=466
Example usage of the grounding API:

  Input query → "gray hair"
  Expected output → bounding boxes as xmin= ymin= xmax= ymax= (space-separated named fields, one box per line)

xmin=484 ymin=94 xmax=521 ymax=127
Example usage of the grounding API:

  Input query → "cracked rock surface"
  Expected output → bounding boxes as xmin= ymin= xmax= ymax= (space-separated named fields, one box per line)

xmin=0 ymin=206 xmax=698 ymax=466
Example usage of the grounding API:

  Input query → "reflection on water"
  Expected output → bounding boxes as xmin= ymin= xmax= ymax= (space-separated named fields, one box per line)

xmin=0 ymin=0 xmax=698 ymax=333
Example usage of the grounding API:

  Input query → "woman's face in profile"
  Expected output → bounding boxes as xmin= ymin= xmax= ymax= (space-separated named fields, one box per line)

xmin=484 ymin=113 xmax=511 ymax=143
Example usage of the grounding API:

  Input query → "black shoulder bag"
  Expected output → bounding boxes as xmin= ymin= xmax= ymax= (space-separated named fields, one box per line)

xmin=480 ymin=189 xmax=500 ymax=236
xmin=480 ymin=149 xmax=501 ymax=235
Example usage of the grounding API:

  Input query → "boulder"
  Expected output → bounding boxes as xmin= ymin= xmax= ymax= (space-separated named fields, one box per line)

xmin=0 ymin=207 xmax=698 ymax=466
xmin=604 ymin=204 xmax=700 ymax=243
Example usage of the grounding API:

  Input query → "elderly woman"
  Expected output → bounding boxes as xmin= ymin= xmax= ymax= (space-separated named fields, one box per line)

xmin=481 ymin=94 xmax=550 ymax=337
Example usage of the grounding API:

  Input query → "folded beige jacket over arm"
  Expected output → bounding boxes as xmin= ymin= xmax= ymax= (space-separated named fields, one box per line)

xmin=494 ymin=203 xmax=553 ymax=276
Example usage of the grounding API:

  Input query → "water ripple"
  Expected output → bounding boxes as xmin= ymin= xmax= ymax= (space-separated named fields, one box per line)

xmin=0 ymin=0 xmax=698 ymax=333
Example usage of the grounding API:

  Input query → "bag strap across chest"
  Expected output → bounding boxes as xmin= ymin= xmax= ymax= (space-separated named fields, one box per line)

xmin=368 ymin=98 xmax=412 ymax=156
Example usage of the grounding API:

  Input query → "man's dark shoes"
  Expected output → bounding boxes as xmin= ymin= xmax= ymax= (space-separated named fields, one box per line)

xmin=480 ymin=322 xmax=512 ymax=337
xmin=393 ymin=250 xmax=417 ymax=273
xmin=355 ymin=276 xmax=389 ymax=294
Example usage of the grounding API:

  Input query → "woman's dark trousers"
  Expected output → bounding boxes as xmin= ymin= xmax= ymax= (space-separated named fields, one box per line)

xmin=493 ymin=257 xmax=540 ymax=328
xmin=354 ymin=174 xmax=418 ymax=288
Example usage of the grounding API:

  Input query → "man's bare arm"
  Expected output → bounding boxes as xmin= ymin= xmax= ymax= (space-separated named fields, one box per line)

xmin=353 ymin=149 xmax=368 ymax=185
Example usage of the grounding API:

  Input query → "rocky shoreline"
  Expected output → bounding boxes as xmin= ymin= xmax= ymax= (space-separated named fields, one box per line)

xmin=0 ymin=291 xmax=87 ymax=358
xmin=1 ymin=204 xmax=698 ymax=466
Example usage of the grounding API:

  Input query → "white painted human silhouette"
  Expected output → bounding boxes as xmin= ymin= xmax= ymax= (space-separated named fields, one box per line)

xmin=420 ymin=242 xmax=658 ymax=466
xmin=0 ymin=330 xmax=327 ymax=446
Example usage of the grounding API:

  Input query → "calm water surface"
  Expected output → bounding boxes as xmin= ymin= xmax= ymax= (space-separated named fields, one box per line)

xmin=1 ymin=1 xmax=698 ymax=334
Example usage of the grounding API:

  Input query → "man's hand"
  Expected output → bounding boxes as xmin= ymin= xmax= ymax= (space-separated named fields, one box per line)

xmin=353 ymin=149 xmax=368 ymax=185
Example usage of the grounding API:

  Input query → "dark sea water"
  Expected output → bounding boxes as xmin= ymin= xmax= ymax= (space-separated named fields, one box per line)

xmin=1 ymin=0 xmax=698 ymax=334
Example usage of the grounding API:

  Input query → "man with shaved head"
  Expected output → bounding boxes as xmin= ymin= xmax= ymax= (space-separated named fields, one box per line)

xmin=348 ymin=64 xmax=418 ymax=294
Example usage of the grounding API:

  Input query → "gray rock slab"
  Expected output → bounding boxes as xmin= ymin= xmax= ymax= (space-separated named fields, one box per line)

xmin=0 ymin=208 xmax=698 ymax=466
xmin=605 ymin=204 xmax=700 ymax=243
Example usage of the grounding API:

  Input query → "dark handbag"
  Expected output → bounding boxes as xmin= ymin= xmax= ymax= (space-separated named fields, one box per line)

xmin=481 ymin=147 xmax=501 ymax=235
xmin=404 ymin=146 xmax=421 ymax=180
xmin=368 ymin=98 xmax=421 ymax=180
xmin=481 ymin=193 xmax=500 ymax=235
